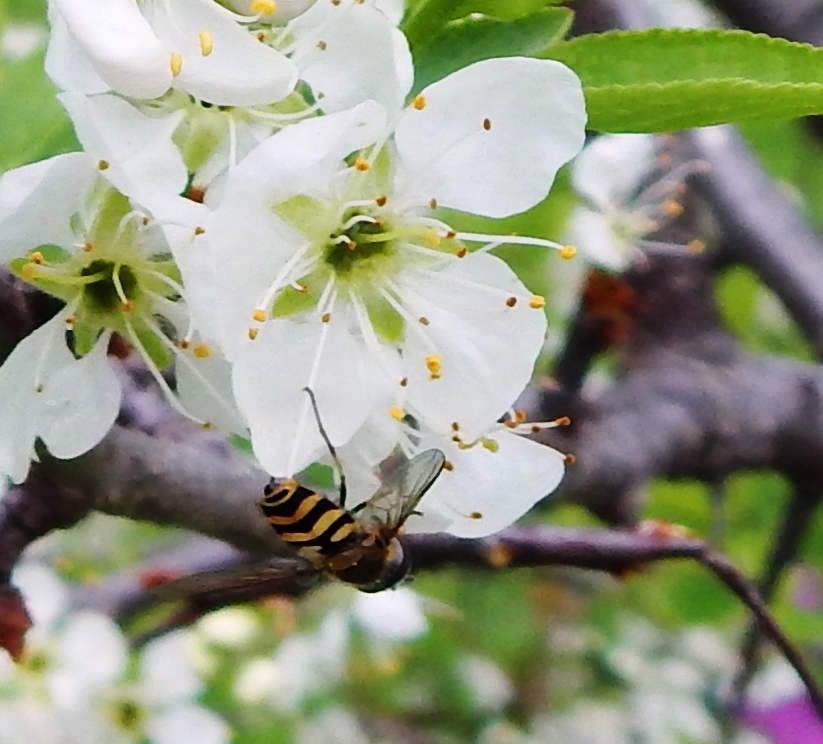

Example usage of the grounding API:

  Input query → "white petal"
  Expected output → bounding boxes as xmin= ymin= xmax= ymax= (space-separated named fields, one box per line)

xmin=225 ymin=100 xmax=387 ymax=202
xmin=413 ymin=430 xmax=566 ymax=538
xmin=51 ymin=0 xmax=172 ymax=99
xmin=146 ymin=705 xmax=231 ymax=744
xmin=289 ymin=0 xmax=412 ymax=113
xmin=572 ymin=133 xmax=658 ymax=210
xmin=568 ymin=207 xmax=636 ymax=272
xmin=351 ymin=587 xmax=428 ymax=641
xmin=39 ymin=335 xmax=121 ymax=460
xmin=232 ymin=319 xmax=382 ymax=475
xmin=58 ymin=93 xmax=187 ymax=200
xmin=374 ymin=0 xmax=404 ymax=25
xmin=45 ymin=4 xmax=110 ymax=94
xmin=227 ymin=0 xmax=316 ymax=23
xmin=0 ymin=152 xmax=95 ymax=261
xmin=53 ymin=611 xmax=127 ymax=695
xmin=150 ymin=0 xmax=298 ymax=106
xmin=140 ymin=632 xmax=202 ymax=703
xmin=0 ymin=314 xmax=76 ymax=483
xmin=395 ymin=57 xmax=586 ymax=218
xmin=12 ymin=563 xmax=68 ymax=628
xmin=176 ymin=345 xmax=248 ymax=435
xmin=397 ymin=253 xmax=546 ymax=438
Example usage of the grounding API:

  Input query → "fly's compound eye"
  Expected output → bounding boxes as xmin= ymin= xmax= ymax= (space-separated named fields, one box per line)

xmin=358 ymin=538 xmax=412 ymax=594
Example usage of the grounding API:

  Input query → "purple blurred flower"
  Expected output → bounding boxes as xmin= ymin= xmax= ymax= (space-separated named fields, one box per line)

xmin=741 ymin=695 xmax=823 ymax=744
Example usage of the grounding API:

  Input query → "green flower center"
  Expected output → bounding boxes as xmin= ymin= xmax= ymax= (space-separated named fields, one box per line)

xmin=81 ymin=259 xmax=140 ymax=314
xmin=324 ymin=212 xmax=396 ymax=276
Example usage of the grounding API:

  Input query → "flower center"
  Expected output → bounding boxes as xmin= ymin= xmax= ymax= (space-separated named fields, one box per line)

xmin=80 ymin=259 xmax=139 ymax=315
xmin=324 ymin=211 xmax=396 ymax=277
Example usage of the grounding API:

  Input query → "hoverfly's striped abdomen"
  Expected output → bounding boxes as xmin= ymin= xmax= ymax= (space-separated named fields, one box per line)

xmin=260 ymin=479 xmax=359 ymax=561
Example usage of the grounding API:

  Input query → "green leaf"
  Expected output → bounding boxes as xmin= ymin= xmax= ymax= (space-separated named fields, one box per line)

xmin=543 ymin=29 xmax=823 ymax=132
xmin=0 ymin=51 xmax=76 ymax=171
xmin=413 ymin=8 xmax=572 ymax=92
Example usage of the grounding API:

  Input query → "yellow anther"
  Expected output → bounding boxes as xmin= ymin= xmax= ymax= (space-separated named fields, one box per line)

xmin=505 ymin=296 xmax=517 ymax=308
xmin=179 ymin=339 xmax=190 ymax=349
xmin=202 ymin=421 xmax=214 ymax=431
xmin=354 ymin=157 xmax=370 ymax=171
xmin=455 ymin=246 xmax=467 ymax=258
xmin=443 ymin=460 xmax=454 ymax=472
xmin=530 ymin=425 xmax=543 ymax=434
xmin=556 ymin=416 xmax=571 ymax=427
xmin=528 ymin=295 xmax=546 ymax=309
xmin=251 ymin=0 xmax=276 ymax=13
xmin=412 ymin=94 xmax=426 ymax=110
xmin=375 ymin=195 xmax=388 ymax=207
xmin=170 ymin=52 xmax=183 ymax=76
xmin=28 ymin=251 xmax=44 ymax=264
xmin=321 ymin=312 xmax=332 ymax=323
xmin=504 ymin=420 xmax=517 ymax=429
xmin=122 ymin=300 xmax=135 ymax=312
xmin=316 ymin=40 xmax=327 ymax=51
xmin=515 ymin=408 xmax=527 ymax=422
xmin=64 ymin=315 xmax=78 ymax=326
xmin=252 ymin=309 xmax=267 ymax=322
xmin=97 ymin=160 xmax=110 ymax=171
xmin=399 ymin=377 xmax=408 ymax=387
xmin=425 ymin=230 xmax=440 ymax=248
xmin=21 ymin=264 xmax=36 ymax=280
xmin=194 ymin=226 xmax=206 ymax=236
xmin=429 ymin=198 xmax=438 ymax=209
xmin=198 ymin=31 xmax=213 ymax=56
xmin=481 ymin=438 xmax=499 ymax=453
xmin=662 ymin=199 xmax=684 ymax=217
xmin=388 ymin=405 xmax=406 ymax=421
xmin=418 ymin=316 xmax=430 ymax=326
xmin=193 ymin=343 xmax=211 ymax=358
xmin=559 ymin=245 xmax=577 ymax=260
xmin=564 ymin=453 xmax=577 ymax=465
xmin=425 ymin=354 xmax=442 ymax=377
xmin=248 ymin=327 xmax=259 ymax=340
xmin=468 ymin=511 xmax=483 ymax=520
xmin=482 ymin=118 xmax=492 ymax=131
xmin=451 ymin=422 xmax=459 ymax=431
xmin=83 ymin=242 xmax=94 ymax=252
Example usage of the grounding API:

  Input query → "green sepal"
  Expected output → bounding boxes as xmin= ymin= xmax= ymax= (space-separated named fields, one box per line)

xmin=130 ymin=316 xmax=173 ymax=371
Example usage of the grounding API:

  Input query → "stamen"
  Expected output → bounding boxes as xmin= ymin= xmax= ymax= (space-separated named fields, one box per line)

xmin=111 ymin=263 xmax=134 ymax=311
xmin=252 ymin=309 xmax=268 ymax=322
xmin=389 ymin=406 xmax=405 ymax=421
xmin=455 ymin=230 xmax=569 ymax=253
xmin=198 ymin=31 xmax=213 ymax=56
xmin=193 ymin=343 xmax=211 ymax=358
xmin=170 ymin=52 xmax=183 ymax=76
xmin=248 ymin=327 xmax=259 ymax=340
xmin=528 ymin=295 xmax=545 ymax=309
xmin=412 ymin=94 xmax=426 ymax=110
xmin=250 ymin=0 xmax=276 ymax=13
xmin=482 ymin=118 xmax=492 ymax=131
xmin=559 ymin=245 xmax=577 ymax=259
xmin=29 ymin=251 xmax=44 ymax=264
xmin=425 ymin=354 xmax=442 ymax=380
xmin=354 ymin=157 xmax=370 ymax=171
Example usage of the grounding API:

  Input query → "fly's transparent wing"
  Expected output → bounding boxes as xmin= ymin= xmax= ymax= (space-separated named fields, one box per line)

xmin=355 ymin=449 xmax=446 ymax=534
xmin=153 ymin=558 xmax=320 ymax=606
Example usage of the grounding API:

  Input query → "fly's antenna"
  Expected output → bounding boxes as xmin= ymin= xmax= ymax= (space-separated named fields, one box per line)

xmin=303 ymin=387 xmax=348 ymax=507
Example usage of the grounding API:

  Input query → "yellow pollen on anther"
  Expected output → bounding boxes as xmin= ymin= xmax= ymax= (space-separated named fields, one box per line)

xmin=529 ymin=295 xmax=546 ymax=309
xmin=97 ymin=160 xmax=110 ymax=171
xmin=321 ymin=312 xmax=332 ymax=323
xmin=483 ymin=118 xmax=492 ymax=131
xmin=662 ymin=199 xmax=684 ymax=217
xmin=28 ymin=251 xmax=44 ymax=264
xmin=559 ymin=245 xmax=577 ymax=260
xmin=375 ymin=195 xmax=387 ymax=207
xmin=565 ymin=453 xmax=577 ymax=465
xmin=251 ymin=0 xmax=276 ymax=13
xmin=194 ymin=226 xmax=206 ymax=236
xmin=556 ymin=416 xmax=571 ymax=426
xmin=193 ymin=343 xmax=211 ymax=358
xmin=316 ymin=40 xmax=327 ymax=51
xmin=481 ymin=438 xmax=499 ymax=453
xmin=429 ymin=198 xmax=438 ymax=209
xmin=122 ymin=300 xmax=135 ymax=312
xmin=170 ymin=52 xmax=183 ymax=76
xmin=354 ymin=157 xmax=370 ymax=171
xmin=252 ymin=309 xmax=267 ymax=322
xmin=505 ymin=297 xmax=517 ymax=308
xmin=83 ymin=242 xmax=94 ymax=252
xmin=198 ymin=31 xmax=213 ymax=56
xmin=412 ymin=94 xmax=426 ymax=110
xmin=425 ymin=354 xmax=442 ymax=378
xmin=443 ymin=460 xmax=454 ymax=472
xmin=248 ymin=327 xmax=259 ymax=340
xmin=388 ymin=406 xmax=405 ymax=421
xmin=455 ymin=246 xmax=467 ymax=258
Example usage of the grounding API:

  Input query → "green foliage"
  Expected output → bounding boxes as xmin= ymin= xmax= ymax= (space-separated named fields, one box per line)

xmin=544 ymin=29 xmax=823 ymax=132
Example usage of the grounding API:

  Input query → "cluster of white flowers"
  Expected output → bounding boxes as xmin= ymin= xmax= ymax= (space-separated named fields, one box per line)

xmin=0 ymin=0 xmax=589 ymax=536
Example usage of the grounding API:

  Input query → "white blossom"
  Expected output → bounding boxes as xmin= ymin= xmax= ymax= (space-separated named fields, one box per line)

xmin=174 ymin=57 xmax=585 ymax=476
